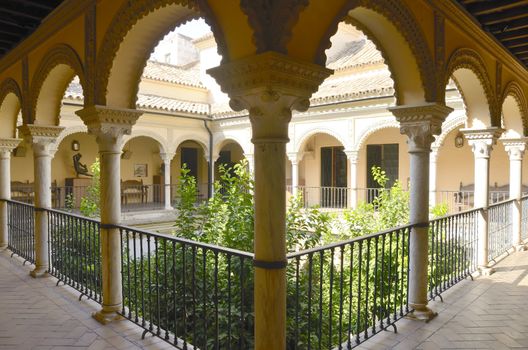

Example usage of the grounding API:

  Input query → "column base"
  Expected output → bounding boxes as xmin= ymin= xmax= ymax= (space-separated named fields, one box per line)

xmin=406 ymin=304 xmax=437 ymax=322
xmin=92 ymin=309 xmax=124 ymax=325
xmin=0 ymin=243 xmax=7 ymax=250
xmin=29 ymin=266 xmax=48 ymax=278
xmin=478 ymin=266 xmax=495 ymax=276
xmin=164 ymin=205 xmax=173 ymax=211
xmin=515 ymin=244 xmax=527 ymax=252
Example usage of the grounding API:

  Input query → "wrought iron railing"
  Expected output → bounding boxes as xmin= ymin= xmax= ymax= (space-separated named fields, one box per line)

xmin=428 ymin=209 xmax=479 ymax=300
xmin=118 ymin=225 xmax=254 ymax=349
xmin=488 ymin=199 xmax=514 ymax=262
xmin=286 ymin=225 xmax=411 ymax=349
xmin=46 ymin=208 xmax=102 ymax=303
xmin=7 ymin=200 xmax=35 ymax=264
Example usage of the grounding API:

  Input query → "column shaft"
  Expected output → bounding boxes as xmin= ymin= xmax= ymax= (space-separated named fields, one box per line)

xmin=291 ymin=160 xmax=298 ymax=196
xmin=161 ymin=154 xmax=173 ymax=210
xmin=0 ymin=152 xmax=11 ymax=248
xmin=503 ymin=140 xmax=526 ymax=249
xmin=429 ymin=149 xmax=438 ymax=208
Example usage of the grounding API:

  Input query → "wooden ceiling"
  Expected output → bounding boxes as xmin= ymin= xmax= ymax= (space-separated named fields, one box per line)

xmin=456 ymin=0 xmax=528 ymax=68
xmin=0 ymin=0 xmax=63 ymax=58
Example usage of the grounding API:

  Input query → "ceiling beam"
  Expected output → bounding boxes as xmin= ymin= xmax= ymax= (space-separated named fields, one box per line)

xmin=478 ymin=6 xmax=528 ymax=26
xmin=495 ymin=28 xmax=528 ymax=41
xmin=467 ymin=0 xmax=528 ymax=16
xmin=5 ymin=0 xmax=54 ymax=11
xmin=504 ymin=38 xmax=528 ymax=49
xmin=487 ymin=17 xmax=528 ymax=34
xmin=0 ymin=8 xmax=43 ymax=21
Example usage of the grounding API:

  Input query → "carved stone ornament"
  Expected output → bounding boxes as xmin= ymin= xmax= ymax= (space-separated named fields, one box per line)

xmin=501 ymin=138 xmax=528 ymax=161
xmin=0 ymin=138 xmax=22 ymax=158
xmin=75 ymin=105 xmax=143 ymax=151
xmin=389 ymin=103 xmax=453 ymax=152
xmin=343 ymin=150 xmax=359 ymax=163
xmin=18 ymin=124 xmax=65 ymax=156
xmin=461 ymin=128 xmax=504 ymax=159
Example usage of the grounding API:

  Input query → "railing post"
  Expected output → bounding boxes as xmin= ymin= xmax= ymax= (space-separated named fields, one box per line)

xmin=208 ymin=52 xmax=331 ymax=350
xmin=344 ymin=150 xmax=358 ymax=209
xmin=160 ymin=152 xmax=174 ymax=210
xmin=390 ymin=103 xmax=452 ymax=322
xmin=19 ymin=125 xmax=63 ymax=277
xmin=463 ymin=128 xmax=503 ymax=275
xmin=503 ymin=138 xmax=527 ymax=251
xmin=76 ymin=105 xmax=142 ymax=324
xmin=0 ymin=138 xmax=21 ymax=249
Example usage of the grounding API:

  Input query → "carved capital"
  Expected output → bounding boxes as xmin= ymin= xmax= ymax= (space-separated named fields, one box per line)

xmin=390 ymin=103 xmax=453 ymax=152
xmin=462 ymin=128 xmax=504 ymax=159
xmin=76 ymin=105 xmax=142 ymax=152
xmin=501 ymin=138 xmax=528 ymax=161
xmin=0 ymin=138 xmax=22 ymax=158
xmin=18 ymin=125 xmax=64 ymax=156
xmin=343 ymin=150 xmax=359 ymax=163
xmin=287 ymin=152 xmax=303 ymax=164
xmin=159 ymin=152 xmax=175 ymax=164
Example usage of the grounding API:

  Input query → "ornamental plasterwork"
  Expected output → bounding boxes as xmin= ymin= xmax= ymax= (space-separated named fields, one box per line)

xmin=294 ymin=127 xmax=350 ymax=153
xmin=501 ymin=81 xmax=528 ymax=136
xmin=54 ymin=125 xmax=88 ymax=150
xmin=317 ymin=0 xmax=436 ymax=102
xmin=461 ymin=128 xmax=503 ymax=158
xmin=0 ymin=138 xmax=22 ymax=152
xmin=353 ymin=119 xmax=400 ymax=152
xmin=433 ymin=112 xmax=466 ymax=148
xmin=95 ymin=0 xmax=223 ymax=107
xmin=501 ymin=138 xmax=528 ymax=161
xmin=445 ymin=48 xmax=499 ymax=127
xmin=30 ymin=44 xmax=86 ymax=122
xmin=0 ymin=78 xmax=22 ymax=109
xmin=18 ymin=124 xmax=65 ymax=155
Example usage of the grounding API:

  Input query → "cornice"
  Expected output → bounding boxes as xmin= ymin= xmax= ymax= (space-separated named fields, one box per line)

xmin=389 ymin=103 xmax=453 ymax=124
xmin=460 ymin=127 xmax=504 ymax=141
xmin=0 ymin=138 xmax=22 ymax=151
xmin=500 ymin=137 xmax=528 ymax=148
xmin=18 ymin=124 xmax=64 ymax=139
xmin=430 ymin=0 xmax=528 ymax=85
xmin=75 ymin=105 xmax=143 ymax=127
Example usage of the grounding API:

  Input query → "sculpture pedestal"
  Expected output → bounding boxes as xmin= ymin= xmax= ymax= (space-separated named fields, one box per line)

xmin=65 ymin=177 xmax=94 ymax=208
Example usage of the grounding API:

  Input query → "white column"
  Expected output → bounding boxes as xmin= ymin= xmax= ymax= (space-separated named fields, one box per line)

xmin=463 ymin=128 xmax=503 ymax=275
xmin=244 ymin=153 xmax=255 ymax=176
xmin=19 ymin=125 xmax=64 ymax=277
xmin=344 ymin=150 xmax=358 ymax=208
xmin=390 ymin=103 xmax=453 ymax=322
xmin=76 ymin=106 xmax=142 ymax=324
xmin=0 ymin=139 xmax=21 ymax=249
xmin=208 ymin=52 xmax=331 ymax=350
xmin=287 ymin=152 xmax=300 ymax=196
xmin=429 ymin=146 xmax=439 ymax=208
xmin=503 ymin=139 xmax=527 ymax=250
xmin=160 ymin=153 xmax=174 ymax=210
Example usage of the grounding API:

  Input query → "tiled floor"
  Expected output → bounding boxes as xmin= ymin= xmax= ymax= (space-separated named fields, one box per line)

xmin=1 ymin=248 xmax=528 ymax=349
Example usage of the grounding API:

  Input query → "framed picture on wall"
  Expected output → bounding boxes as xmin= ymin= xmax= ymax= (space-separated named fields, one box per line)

xmin=134 ymin=164 xmax=148 ymax=177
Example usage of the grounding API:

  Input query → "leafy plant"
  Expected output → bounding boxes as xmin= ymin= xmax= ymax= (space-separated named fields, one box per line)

xmin=79 ymin=159 xmax=100 ymax=218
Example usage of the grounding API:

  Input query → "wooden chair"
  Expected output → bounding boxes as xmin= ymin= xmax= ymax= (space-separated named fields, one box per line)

xmin=121 ymin=179 xmax=148 ymax=205
xmin=11 ymin=180 xmax=34 ymax=204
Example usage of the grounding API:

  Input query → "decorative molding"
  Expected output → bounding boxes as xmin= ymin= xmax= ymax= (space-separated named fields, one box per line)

xmin=433 ymin=113 xmax=466 ymax=148
xmin=84 ymin=3 xmax=96 ymax=106
xmin=120 ymin=130 xmax=169 ymax=154
xmin=54 ymin=125 xmax=89 ymax=149
xmin=501 ymin=138 xmax=528 ymax=161
xmin=295 ymin=127 xmax=350 ymax=153
xmin=22 ymin=56 xmax=30 ymax=124
xmin=18 ymin=124 xmax=65 ymax=156
xmin=0 ymin=138 xmax=22 ymax=152
xmin=434 ymin=11 xmax=446 ymax=103
xmin=354 ymin=119 xmax=400 ymax=151
xmin=462 ymin=127 xmax=503 ymax=159
xmin=495 ymin=62 xmax=502 ymax=98
xmin=0 ymin=78 xmax=23 ymax=134
xmin=30 ymin=44 xmax=86 ymax=122
xmin=316 ymin=0 xmax=436 ymax=102
xmin=445 ymin=48 xmax=498 ymax=127
xmin=172 ymin=134 xmax=209 ymax=155
xmin=213 ymin=134 xmax=251 ymax=155
xmin=343 ymin=149 xmax=359 ymax=163
xmin=239 ymin=0 xmax=308 ymax=54
xmin=501 ymin=80 xmax=528 ymax=136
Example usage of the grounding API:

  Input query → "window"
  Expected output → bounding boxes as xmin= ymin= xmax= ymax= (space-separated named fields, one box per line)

xmin=320 ymin=146 xmax=347 ymax=207
xmin=366 ymin=143 xmax=399 ymax=189
xmin=181 ymin=147 xmax=198 ymax=180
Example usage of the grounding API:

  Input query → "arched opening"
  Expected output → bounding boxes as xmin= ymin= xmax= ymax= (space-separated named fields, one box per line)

xmin=172 ymin=140 xmax=209 ymax=204
xmin=215 ymin=140 xmax=245 ymax=178
xmin=0 ymin=78 xmax=22 ymax=138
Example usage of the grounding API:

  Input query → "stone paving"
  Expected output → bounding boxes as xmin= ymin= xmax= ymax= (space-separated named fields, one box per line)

xmin=1 ymin=248 xmax=528 ymax=349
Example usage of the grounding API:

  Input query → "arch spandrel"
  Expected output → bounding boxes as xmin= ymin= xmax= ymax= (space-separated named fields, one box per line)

xmin=30 ymin=44 xmax=85 ymax=126
xmin=0 ymin=78 xmax=23 ymax=139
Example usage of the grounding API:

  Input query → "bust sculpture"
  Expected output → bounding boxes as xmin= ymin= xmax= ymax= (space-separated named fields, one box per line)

xmin=73 ymin=153 xmax=92 ymax=177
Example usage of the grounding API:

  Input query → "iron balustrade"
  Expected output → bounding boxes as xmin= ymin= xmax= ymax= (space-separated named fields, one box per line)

xmin=488 ymin=199 xmax=514 ymax=262
xmin=286 ymin=225 xmax=411 ymax=349
xmin=46 ymin=208 xmax=102 ymax=303
xmin=118 ymin=225 xmax=254 ymax=349
xmin=6 ymin=200 xmax=35 ymax=264
xmin=428 ymin=208 xmax=479 ymax=300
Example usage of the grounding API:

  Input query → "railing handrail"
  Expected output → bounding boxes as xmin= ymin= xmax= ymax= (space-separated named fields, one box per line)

xmin=488 ymin=197 xmax=516 ymax=209
xmin=5 ymin=198 xmax=37 ymax=208
xmin=44 ymin=206 xmax=101 ymax=224
xmin=429 ymin=206 xmax=483 ymax=221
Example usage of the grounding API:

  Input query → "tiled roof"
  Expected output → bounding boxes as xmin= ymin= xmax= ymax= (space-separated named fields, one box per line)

xmin=142 ymin=60 xmax=204 ymax=88
xmin=64 ymin=79 xmax=208 ymax=115
xmin=327 ymin=40 xmax=384 ymax=70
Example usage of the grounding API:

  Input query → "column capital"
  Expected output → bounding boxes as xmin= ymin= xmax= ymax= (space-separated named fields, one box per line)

xmin=343 ymin=150 xmax=359 ymax=163
xmin=75 ymin=105 xmax=143 ymax=151
xmin=0 ymin=138 xmax=22 ymax=158
xmin=207 ymin=52 xmax=332 ymax=142
xmin=287 ymin=152 xmax=303 ymax=164
xmin=389 ymin=103 xmax=453 ymax=152
xmin=462 ymin=128 xmax=503 ymax=159
xmin=501 ymin=138 xmax=528 ymax=161
xmin=18 ymin=124 xmax=64 ymax=156
xmin=159 ymin=152 xmax=175 ymax=163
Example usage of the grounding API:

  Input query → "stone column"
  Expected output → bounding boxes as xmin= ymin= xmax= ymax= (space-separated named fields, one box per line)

xmin=344 ymin=150 xmax=358 ymax=208
xmin=208 ymin=52 xmax=331 ymax=350
xmin=0 ymin=138 xmax=22 ymax=249
xmin=76 ymin=105 xmax=142 ymax=323
xmin=205 ymin=152 xmax=219 ymax=197
xmin=287 ymin=152 xmax=300 ymax=196
xmin=390 ymin=103 xmax=453 ymax=321
xmin=462 ymin=128 xmax=503 ymax=274
xmin=502 ymin=139 xmax=527 ymax=250
xmin=243 ymin=153 xmax=255 ymax=176
xmin=429 ymin=146 xmax=439 ymax=208
xmin=160 ymin=153 xmax=174 ymax=210
xmin=19 ymin=125 xmax=64 ymax=277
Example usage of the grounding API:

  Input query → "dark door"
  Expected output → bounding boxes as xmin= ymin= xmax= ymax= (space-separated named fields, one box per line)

xmin=320 ymin=146 xmax=347 ymax=207
xmin=181 ymin=147 xmax=198 ymax=181
xmin=366 ymin=143 xmax=399 ymax=202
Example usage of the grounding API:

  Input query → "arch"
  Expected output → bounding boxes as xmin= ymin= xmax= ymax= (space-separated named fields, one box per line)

xmin=120 ymin=130 xmax=169 ymax=154
xmin=302 ymin=0 xmax=435 ymax=104
xmin=96 ymin=0 xmax=228 ymax=109
xmin=31 ymin=44 xmax=85 ymax=125
xmin=353 ymin=120 xmax=400 ymax=151
xmin=445 ymin=48 xmax=497 ymax=129
xmin=295 ymin=127 xmax=350 ymax=153
xmin=172 ymin=134 xmax=209 ymax=156
xmin=433 ymin=114 xmax=466 ymax=148
xmin=213 ymin=134 xmax=251 ymax=156
xmin=54 ymin=125 xmax=89 ymax=151
xmin=501 ymin=81 xmax=528 ymax=137
xmin=0 ymin=78 xmax=23 ymax=138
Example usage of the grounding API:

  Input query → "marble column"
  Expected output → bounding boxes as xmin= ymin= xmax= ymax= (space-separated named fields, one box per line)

xmin=19 ymin=125 xmax=64 ymax=277
xmin=0 ymin=138 xmax=22 ymax=249
xmin=344 ymin=150 xmax=358 ymax=208
xmin=390 ymin=103 xmax=453 ymax=322
xmin=76 ymin=105 xmax=142 ymax=324
xmin=287 ymin=152 xmax=300 ymax=196
xmin=160 ymin=153 xmax=174 ymax=210
xmin=502 ymin=139 xmax=527 ymax=250
xmin=462 ymin=128 xmax=503 ymax=274
xmin=429 ymin=146 xmax=439 ymax=208
xmin=208 ymin=52 xmax=331 ymax=350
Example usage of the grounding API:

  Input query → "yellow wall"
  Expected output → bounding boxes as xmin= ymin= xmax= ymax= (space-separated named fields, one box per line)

xmin=11 ymin=142 xmax=34 ymax=183
xmin=120 ymin=136 xmax=163 ymax=185
xmin=172 ymin=141 xmax=209 ymax=196
xmin=51 ymin=133 xmax=98 ymax=186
